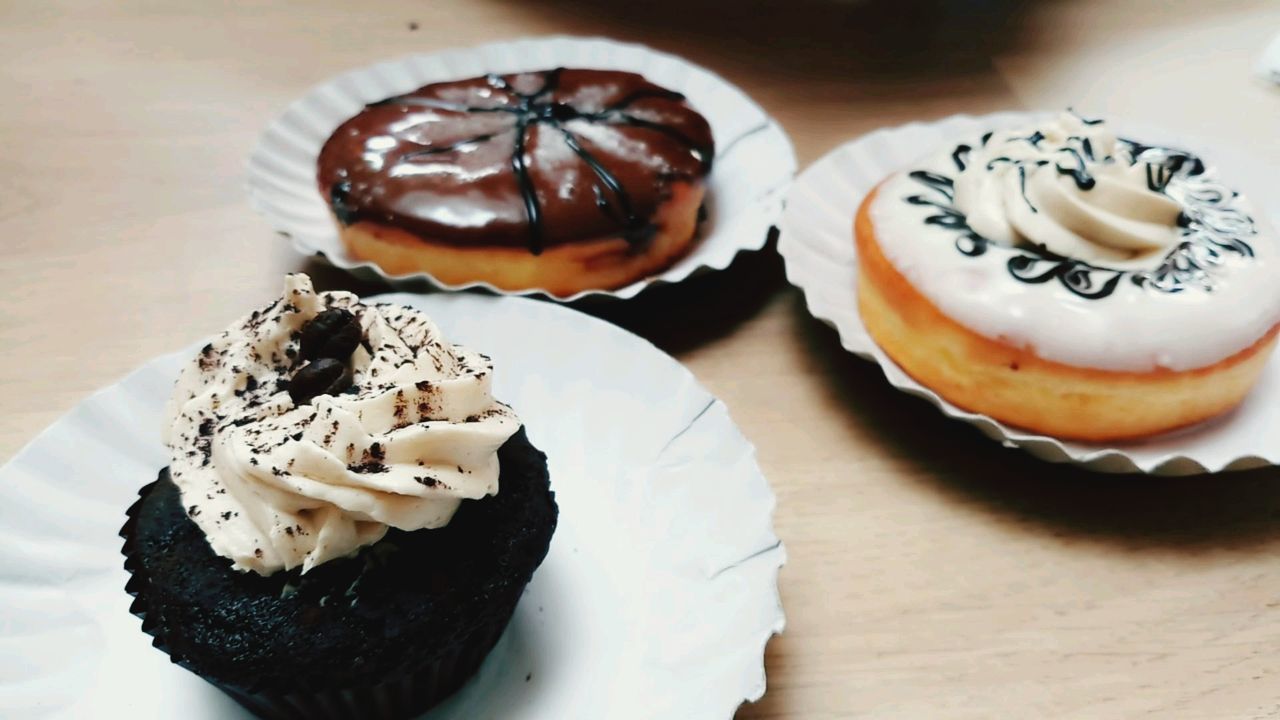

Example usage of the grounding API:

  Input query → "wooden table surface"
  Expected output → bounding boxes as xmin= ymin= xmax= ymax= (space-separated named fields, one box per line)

xmin=4 ymin=1 xmax=1280 ymax=717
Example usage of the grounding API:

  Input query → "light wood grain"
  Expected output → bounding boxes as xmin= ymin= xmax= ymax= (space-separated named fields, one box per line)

xmin=3 ymin=1 xmax=1280 ymax=717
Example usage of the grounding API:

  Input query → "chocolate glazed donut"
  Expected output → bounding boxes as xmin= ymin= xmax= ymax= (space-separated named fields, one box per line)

xmin=317 ymin=68 xmax=715 ymax=294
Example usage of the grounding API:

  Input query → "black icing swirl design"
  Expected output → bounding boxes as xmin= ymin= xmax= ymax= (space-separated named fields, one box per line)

xmin=904 ymin=135 xmax=1258 ymax=300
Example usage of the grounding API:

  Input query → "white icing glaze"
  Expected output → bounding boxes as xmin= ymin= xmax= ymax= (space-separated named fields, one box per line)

xmin=163 ymin=274 xmax=520 ymax=575
xmin=869 ymin=115 xmax=1280 ymax=372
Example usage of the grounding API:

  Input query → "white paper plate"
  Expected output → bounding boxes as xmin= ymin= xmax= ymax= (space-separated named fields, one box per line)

xmin=247 ymin=36 xmax=796 ymax=302
xmin=1258 ymin=32 xmax=1280 ymax=85
xmin=779 ymin=111 xmax=1280 ymax=476
xmin=0 ymin=293 xmax=784 ymax=719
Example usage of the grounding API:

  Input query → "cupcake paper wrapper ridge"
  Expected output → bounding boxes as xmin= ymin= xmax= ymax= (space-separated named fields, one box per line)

xmin=120 ymin=480 xmax=520 ymax=720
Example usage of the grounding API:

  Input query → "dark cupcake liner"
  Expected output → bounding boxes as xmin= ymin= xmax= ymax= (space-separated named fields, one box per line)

xmin=210 ymin=616 xmax=510 ymax=720
xmin=120 ymin=480 xmax=518 ymax=720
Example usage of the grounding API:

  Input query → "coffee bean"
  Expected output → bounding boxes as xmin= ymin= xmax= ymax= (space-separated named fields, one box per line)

xmin=299 ymin=309 xmax=362 ymax=362
xmin=288 ymin=358 xmax=350 ymax=405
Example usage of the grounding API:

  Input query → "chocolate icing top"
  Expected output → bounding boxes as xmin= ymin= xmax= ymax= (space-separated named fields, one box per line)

xmin=316 ymin=68 xmax=715 ymax=254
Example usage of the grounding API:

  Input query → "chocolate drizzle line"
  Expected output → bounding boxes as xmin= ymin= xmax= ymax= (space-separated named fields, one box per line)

xmin=355 ymin=68 xmax=713 ymax=255
xmin=904 ymin=136 xmax=1258 ymax=300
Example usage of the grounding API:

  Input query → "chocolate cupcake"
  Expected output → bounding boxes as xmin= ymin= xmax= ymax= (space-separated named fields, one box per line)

xmin=121 ymin=274 xmax=556 ymax=719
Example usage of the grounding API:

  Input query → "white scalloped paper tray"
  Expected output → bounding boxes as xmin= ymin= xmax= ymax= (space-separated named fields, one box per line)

xmin=0 ymin=293 xmax=784 ymax=718
xmin=779 ymin=111 xmax=1280 ymax=476
xmin=1258 ymin=33 xmax=1280 ymax=85
xmin=247 ymin=36 xmax=796 ymax=302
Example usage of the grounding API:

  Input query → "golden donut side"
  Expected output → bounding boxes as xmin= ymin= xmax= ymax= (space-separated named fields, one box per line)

xmin=855 ymin=184 xmax=1279 ymax=442
xmin=337 ymin=182 xmax=705 ymax=298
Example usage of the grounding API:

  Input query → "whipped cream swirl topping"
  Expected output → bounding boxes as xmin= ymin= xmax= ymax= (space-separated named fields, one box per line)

xmin=953 ymin=112 xmax=1186 ymax=265
xmin=163 ymin=274 xmax=519 ymax=575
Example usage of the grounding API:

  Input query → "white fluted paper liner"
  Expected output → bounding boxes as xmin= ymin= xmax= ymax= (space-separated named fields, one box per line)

xmin=1258 ymin=33 xmax=1280 ymax=85
xmin=247 ymin=36 xmax=796 ymax=301
xmin=779 ymin=111 xmax=1280 ymax=476
xmin=0 ymin=293 xmax=784 ymax=718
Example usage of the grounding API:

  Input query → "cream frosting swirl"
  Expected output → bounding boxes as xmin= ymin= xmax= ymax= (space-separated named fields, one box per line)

xmin=163 ymin=274 xmax=519 ymax=575
xmin=954 ymin=113 xmax=1184 ymax=265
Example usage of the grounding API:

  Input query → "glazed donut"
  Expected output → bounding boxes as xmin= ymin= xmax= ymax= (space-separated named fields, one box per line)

xmin=317 ymin=68 xmax=714 ymax=297
xmin=854 ymin=113 xmax=1280 ymax=441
